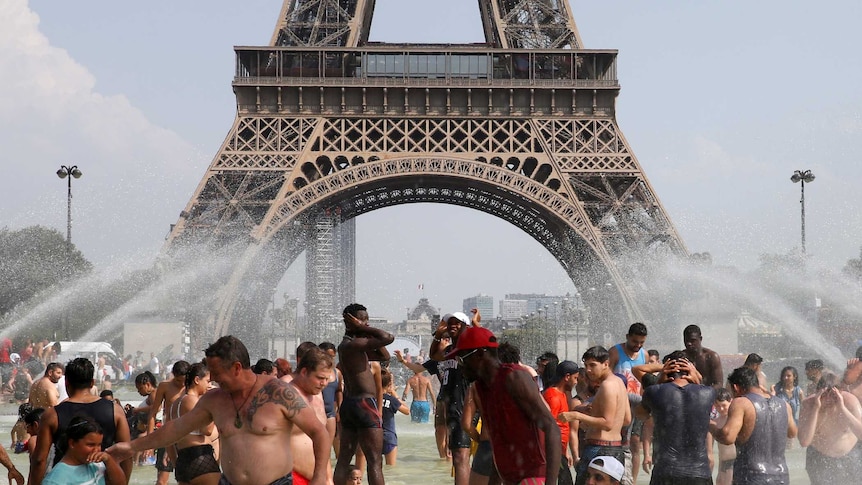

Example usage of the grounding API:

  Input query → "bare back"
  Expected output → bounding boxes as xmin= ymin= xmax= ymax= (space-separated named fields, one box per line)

xmin=407 ymin=374 xmax=432 ymax=402
xmin=29 ymin=377 xmax=59 ymax=408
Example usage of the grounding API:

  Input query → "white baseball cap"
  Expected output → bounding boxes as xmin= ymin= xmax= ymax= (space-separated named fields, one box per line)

xmin=588 ymin=456 xmax=624 ymax=482
xmin=447 ymin=312 xmax=470 ymax=326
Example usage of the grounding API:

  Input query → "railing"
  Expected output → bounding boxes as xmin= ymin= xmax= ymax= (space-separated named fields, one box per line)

xmin=234 ymin=46 xmax=618 ymax=88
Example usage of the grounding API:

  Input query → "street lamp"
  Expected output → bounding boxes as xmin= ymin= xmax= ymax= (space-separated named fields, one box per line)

xmin=790 ymin=170 xmax=815 ymax=254
xmin=56 ymin=165 xmax=82 ymax=340
xmin=56 ymin=165 xmax=82 ymax=247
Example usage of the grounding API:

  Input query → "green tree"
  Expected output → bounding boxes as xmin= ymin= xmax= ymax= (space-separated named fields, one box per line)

xmin=0 ymin=226 xmax=91 ymax=316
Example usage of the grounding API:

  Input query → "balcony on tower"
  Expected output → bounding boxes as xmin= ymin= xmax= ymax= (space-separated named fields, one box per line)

xmin=233 ymin=45 xmax=620 ymax=117
xmin=234 ymin=45 xmax=617 ymax=87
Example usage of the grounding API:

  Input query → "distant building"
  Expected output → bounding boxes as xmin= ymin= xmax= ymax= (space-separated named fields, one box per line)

xmin=400 ymin=298 xmax=440 ymax=334
xmin=499 ymin=299 xmax=528 ymax=320
xmin=505 ymin=293 xmax=567 ymax=319
xmin=463 ymin=294 xmax=494 ymax=319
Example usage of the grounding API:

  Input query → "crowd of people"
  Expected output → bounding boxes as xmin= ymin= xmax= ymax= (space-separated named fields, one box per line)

xmin=3 ymin=308 xmax=862 ymax=485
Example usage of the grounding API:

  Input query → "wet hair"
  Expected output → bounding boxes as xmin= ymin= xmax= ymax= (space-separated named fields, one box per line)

xmin=381 ymin=368 xmax=393 ymax=389
xmin=185 ymin=362 xmax=208 ymax=389
xmin=628 ymin=322 xmax=648 ymax=337
xmin=582 ymin=346 xmax=610 ymax=364
xmin=683 ymin=325 xmax=702 ymax=339
xmin=24 ymin=408 xmax=45 ymax=426
xmin=275 ymin=358 xmax=292 ymax=376
xmin=715 ymin=388 xmax=732 ymax=402
xmin=497 ymin=342 xmax=521 ymax=364
xmin=777 ymin=366 xmax=799 ymax=387
xmin=343 ymin=303 xmax=367 ymax=318
xmin=647 ymin=349 xmax=660 ymax=359
xmin=816 ymin=373 xmax=840 ymax=391
xmin=296 ymin=342 xmax=319 ymax=363
xmin=641 ymin=372 xmax=659 ymax=389
xmin=743 ymin=353 xmax=763 ymax=367
xmin=44 ymin=362 xmax=63 ymax=376
xmin=252 ymin=359 xmax=274 ymax=375
xmin=319 ymin=342 xmax=336 ymax=353
xmin=805 ymin=359 xmax=823 ymax=371
xmin=65 ymin=358 xmax=95 ymax=391
xmin=663 ymin=350 xmax=687 ymax=363
xmin=135 ymin=371 xmax=157 ymax=388
xmin=662 ymin=350 xmax=689 ymax=379
xmin=60 ymin=415 xmax=103 ymax=456
xmin=18 ymin=403 xmax=33 ymax=420
xmin=727 ymin=367 xmax=759 ymax=390
xmin=99 ymin=390 xmax=113 ymax=399
xmin=205 ymin=335 xmax=251 ymax=369
xmin=171 ymin=360 xmax=190 ymax=378
xmin=296 ymin=347 xmax=334 ymax=373
xmin=540 ymin=353 xmax=560 ymax=385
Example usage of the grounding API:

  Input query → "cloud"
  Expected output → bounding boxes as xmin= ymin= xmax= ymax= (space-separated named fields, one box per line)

xmin=0 ymin=0 xmax=205 ymax=266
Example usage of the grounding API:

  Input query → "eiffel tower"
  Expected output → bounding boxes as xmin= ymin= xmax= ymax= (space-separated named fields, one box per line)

xmin=164 ymin=0 xmax=687 ymax=351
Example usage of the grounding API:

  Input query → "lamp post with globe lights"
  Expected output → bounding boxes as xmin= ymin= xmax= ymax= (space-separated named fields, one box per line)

xmin=56 ymin=165 xmax=82 ymax=248
xmin=790 ymin=170 xmax=815 ymax=255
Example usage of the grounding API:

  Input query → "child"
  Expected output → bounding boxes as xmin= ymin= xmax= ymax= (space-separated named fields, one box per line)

xmin=42 ymin=415 xmax=125 ymax=485
xmin=11 ymin=403 xmax=32 ymax=453
xmin=712 ymin=388 xmax=735 ymax=485
xmin=347 ymin=464 xmax=362 ymax=485
xmin=380 ymin=370 xmax=409 ymax=465
xmin=23 ymin=407 xmax=45 ymax=454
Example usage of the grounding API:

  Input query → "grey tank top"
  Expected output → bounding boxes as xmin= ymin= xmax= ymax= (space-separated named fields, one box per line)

xmin=734 ymin=392 xmax=789 ymax=484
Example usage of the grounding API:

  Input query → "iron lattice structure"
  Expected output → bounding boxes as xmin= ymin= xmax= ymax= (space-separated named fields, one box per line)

xmin=165 ymin=0 xmax=687 ymax=351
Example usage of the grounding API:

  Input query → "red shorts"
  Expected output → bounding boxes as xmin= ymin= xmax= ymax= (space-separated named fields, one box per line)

xmin=292 ymin=470 xmax=310 ymax=485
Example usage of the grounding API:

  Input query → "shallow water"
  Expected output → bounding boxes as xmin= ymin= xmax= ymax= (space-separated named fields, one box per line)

xmin=0 ymin=389 xmax=812 ymax=485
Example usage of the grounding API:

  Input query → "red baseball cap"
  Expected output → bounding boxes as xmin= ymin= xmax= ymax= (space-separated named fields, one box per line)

xmin=444 ymin=326 xmax=499 ymax=360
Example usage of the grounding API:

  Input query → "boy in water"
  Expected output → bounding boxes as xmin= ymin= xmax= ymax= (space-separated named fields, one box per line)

xmin=711 ymin=388 xmax=735 ymax=485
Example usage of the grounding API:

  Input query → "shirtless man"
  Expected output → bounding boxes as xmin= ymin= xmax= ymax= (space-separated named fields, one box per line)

xmin=394 ymin=350 xmax=435 ymax=423
xmin=334 ymin=303 xmax=394 ymax=485
xmin=108 ymin=335 xmax=331 ymax=485
xmin=558 ymin=346 xmax=630 ymax=485
xmin=148 ymin=360 xmax=190 ymax=485
xmin=28 ymin=363 xmax=62 ymax=409
xmin=289 ymin=347 xmax=334 ymax=485
xmin=798 ymin=373 xmax=862 ymax=485
xmin=710 ymin=367 xmax=797 ymax=485
xmin=682 ymin=325 xmax=723 ymax=389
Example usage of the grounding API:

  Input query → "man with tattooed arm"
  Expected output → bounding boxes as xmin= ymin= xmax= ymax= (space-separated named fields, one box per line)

xmin=108 ymin=336 xmax=330 ymax=485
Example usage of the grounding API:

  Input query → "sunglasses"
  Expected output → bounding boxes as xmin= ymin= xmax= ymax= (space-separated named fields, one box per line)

xmin=456 ymin=348 xmax=482 ymax=365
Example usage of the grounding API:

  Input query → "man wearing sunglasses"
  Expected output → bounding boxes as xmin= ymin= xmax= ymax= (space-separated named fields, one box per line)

xmin=447 ymin=326 xmax=560 ymax=485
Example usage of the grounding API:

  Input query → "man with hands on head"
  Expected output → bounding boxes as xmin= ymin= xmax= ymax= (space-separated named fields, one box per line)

xmin=333 ymin=303 xmax=394 ymax=485
xmin=108 ymin=335 xmax=331 ymax=485
xmin=797 ymin=373 xmax=862 ymax=485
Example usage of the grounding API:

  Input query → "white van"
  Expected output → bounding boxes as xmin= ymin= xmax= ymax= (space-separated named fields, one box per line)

xmin=45 ymin=341 xmax=119 ymax=380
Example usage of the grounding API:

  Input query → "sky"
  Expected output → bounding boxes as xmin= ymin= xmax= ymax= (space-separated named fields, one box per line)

xmin=2 ymin=0 xmax=861 ymax=322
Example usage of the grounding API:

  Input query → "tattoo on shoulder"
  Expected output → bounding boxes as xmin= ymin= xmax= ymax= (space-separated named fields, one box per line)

xmin=246 ymin=379 xmax=307 ymax=422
